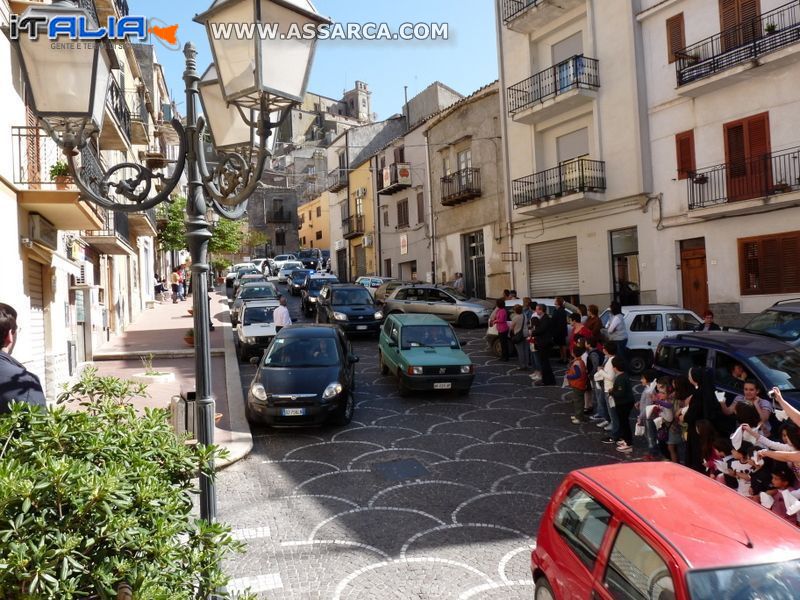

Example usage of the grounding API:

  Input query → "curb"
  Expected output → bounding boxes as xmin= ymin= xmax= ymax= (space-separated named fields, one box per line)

xmin=93 ymin=349 xmax=227 ymax=360
xmin=216 ymin=315 xmax=253 ymax=470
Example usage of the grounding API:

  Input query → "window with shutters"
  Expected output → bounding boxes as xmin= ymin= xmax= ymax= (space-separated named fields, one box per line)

xmin=397 ymin=199 xmax=409 ymax=228
xmin=720 ymin=0 xmax=761 ymax=51
xmin=417 ymin=192 xmax=424 ymax=224
xmin=316 ymin=206 xmax=321 ymax=217
xmin=316 ymin=231 xmax=322 ymax=240
xmin=394 ymin=146 xmax=405 ymax=164
xmin=675 ymin=130 xmax=695 ymax=180
xmin=383 ymin=209 xmax=389 ymax=227
xmin=724 ymin=112 xmax=770 ymax=201
xmin=739 ymin=231 xmax=800 ymax=295
xmin=666 ymin=13 xmax=685 ymax=63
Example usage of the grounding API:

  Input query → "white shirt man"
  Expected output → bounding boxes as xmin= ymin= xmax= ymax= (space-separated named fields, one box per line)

xmin=274 ymin=297 xmax=292 ymax=330
xmin=453 ymin=273 xmax=465 ymax=294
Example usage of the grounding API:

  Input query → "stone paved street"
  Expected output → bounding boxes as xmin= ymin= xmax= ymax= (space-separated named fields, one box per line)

xmin=218 ymin=285 xmax=627 ymax=599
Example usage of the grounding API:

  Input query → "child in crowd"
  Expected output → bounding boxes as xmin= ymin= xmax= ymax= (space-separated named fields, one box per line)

xmin=637 ymin=370 xmax=660 ymax=460
xmin=730 ymin=441 xmax=756 ymax=496
xmin=609 ymin=356 xmax=636 ymax=454
xmin=566 ymin=346 xmax=589 ymax=424
xmin=763 ymin=463 xmax=799 ymax=525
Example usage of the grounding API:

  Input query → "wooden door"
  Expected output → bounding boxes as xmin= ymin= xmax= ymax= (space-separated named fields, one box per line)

xmin=681 ymin=240 xmax=709 ymax=315
xmin=724 ymin=112 xmax=771 ymax=201
xmin=720 ymin=0 xmax=761 ymax=51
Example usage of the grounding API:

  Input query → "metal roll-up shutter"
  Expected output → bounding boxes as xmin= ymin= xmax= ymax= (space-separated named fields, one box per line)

xmin=527 ymin=237 xmax=579 ymax=297
xmin=27 ymin=259 xmax=47 ymax=394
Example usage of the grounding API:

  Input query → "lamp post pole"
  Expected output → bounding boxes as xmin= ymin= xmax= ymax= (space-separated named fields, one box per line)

xmin=183 ymin=42 xmax=217 ymax=522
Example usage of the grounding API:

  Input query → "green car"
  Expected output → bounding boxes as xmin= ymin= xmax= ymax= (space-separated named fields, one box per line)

xmin=378 ymin=314 xmax=475 ymax=396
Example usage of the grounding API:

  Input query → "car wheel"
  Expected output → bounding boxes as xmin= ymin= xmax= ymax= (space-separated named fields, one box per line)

xmin=628 ymin=351 xmax=651 ymax=375
xmin=332 ymin=392 xmax=354 ymax=426
xmin=534 ymin=577 xmax=555 ymax=600
xmin=458 ymin=312 xmax=480 ymax=329
xmin=379 ymin=350 xmax=389 ymax=376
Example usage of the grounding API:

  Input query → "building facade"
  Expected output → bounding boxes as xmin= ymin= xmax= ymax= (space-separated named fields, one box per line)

xmin=639 ymin=0 xmax=800 ymax=323
xmin=497 ymin=0 xmax=656 ymax=308
xmin=298 ymin=192 xmax=330 ymax=251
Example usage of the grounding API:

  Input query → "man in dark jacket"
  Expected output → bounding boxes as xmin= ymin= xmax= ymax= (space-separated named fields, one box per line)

xmin=532 ymin=304 xmax=556 ymax=386
xmin=0 ymin=303 xmax=46 ymax=413
xmin=552 ymin=297 xmax=568 ymax=363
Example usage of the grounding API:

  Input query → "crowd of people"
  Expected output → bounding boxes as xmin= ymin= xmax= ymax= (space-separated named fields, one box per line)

xmin=488 ymin=295 xmax=800 ymax=527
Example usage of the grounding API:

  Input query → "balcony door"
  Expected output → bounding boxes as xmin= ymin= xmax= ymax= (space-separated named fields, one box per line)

xmin=457 ymin=149 xmax=472 ymax=188
xmin=552 ymin=32 xmax=583 ymax=94
xmin=724 ymin=112 xmax=771 ymax=202
xmin=720 ymin=0 xmax=761 ymax=52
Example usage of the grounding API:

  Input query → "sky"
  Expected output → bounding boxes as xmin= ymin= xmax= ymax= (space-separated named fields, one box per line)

xmin=134 ymin=0 xmax=499 ymax=120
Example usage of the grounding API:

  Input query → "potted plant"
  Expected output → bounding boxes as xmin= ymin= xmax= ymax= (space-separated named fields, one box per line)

xmin=183 ymin=327 xmax=194 ymax=347
xmin=131 ymin=352 xmax=176 ymax=384
xmin=49 ymin=160 xmax=71 ymax=189
xmin=765 ymin=22 xmax=777 ymax=35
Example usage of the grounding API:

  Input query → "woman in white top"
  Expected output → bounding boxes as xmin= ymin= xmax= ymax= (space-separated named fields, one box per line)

xmin=606 ymin=301 xmax=628 ymax=361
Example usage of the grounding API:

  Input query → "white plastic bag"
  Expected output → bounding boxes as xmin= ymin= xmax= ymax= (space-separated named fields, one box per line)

xmin=634 ymin=423 xmax=646 ymax=437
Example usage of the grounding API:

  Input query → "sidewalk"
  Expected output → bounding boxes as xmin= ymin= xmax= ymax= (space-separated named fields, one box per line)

xmin=90 ymin=289 xmax=252 ymax=468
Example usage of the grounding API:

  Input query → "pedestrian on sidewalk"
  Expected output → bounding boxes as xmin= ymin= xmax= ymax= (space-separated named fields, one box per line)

xmin=0 ymin=303 xmax=46 ymax=413
xmin=170 ymin=268 xmax=181 ymax=303
xmin=274 ymin=296 xmax=292 ymax=333
xmin=566 ymin=345 xmax=589 ymax=424
xmin=532 ymin=303 xmax=555 ymax=386
xmin=610 ymin=356 xmax=636 ymax=454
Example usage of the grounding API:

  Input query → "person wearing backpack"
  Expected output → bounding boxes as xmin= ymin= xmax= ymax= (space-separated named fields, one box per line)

xmin=566 ymin=346 xmax=589 ymax=424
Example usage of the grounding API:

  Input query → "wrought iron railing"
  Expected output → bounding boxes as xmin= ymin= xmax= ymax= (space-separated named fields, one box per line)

xmin=77 ymin=0 xmax=99 ymax=24
xmin=687 ymin=146 xmax=800 ymax=209
xmin=676 ymin=0 xmax=800 ymax=85
xmin=127 ymin=91 xmax=149 ymax=128
xmin=512 ymin=159 xmax=606 ymax=208
xmin=508 ymin=55 xmax=599 ymax=115
xmin=378 ymin=162 xmax=411 ymax=193
xmin=11 ymin=126 xmax=65 ymax=188
xmin=107 ymin=78 xmax=131 ymax=142
xmin=342 ymin=215 xmax=364 ymax=237
xmin=327 ymin=167 xmax=348 ymax=191
xmin=501 ymin=0 xmax=541 ymax=23
xmin=441 ymin=168 xmax=481 ymax=204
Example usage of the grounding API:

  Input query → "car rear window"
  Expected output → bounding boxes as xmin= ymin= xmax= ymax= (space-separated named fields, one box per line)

xmin=554 ymin=486 xmax=612 ymax=571
xmin=687 ymin=559 xmax=800 ymax=600
xmin=744 ymin=309 xmax=800 ymax=343
xmin=665 ymin=312 xmax=701 ymax=331
xmin=241 ymin=286 xmax=277 ymax=299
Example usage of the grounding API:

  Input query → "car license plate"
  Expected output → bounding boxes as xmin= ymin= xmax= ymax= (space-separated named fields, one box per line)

xmin=434 ymin=382 xmax=452 ymax=390
xmin=356 ymin=325 xmax=368 ymax=330
xmin=281 ymin=408 xmax=306 ymax=416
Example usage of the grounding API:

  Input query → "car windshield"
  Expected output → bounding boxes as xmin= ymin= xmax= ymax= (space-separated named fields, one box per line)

xmin=747 ymin=348 xmax=800 ymax=391
xmin=686 ymin=559 xmax=800 ymax=600
xmin=743 ymin=309 xmax=800 ymax=343
xmin=243 ymin=307 xmax=275 ymax=325
xmin=332 ymin=289 xmax=373 ymax=306
xmin=240 ymin=286 xmax=276 ymax=299
xmin=309 ymin=278 xmax=337 ymax=291
xmin=297 ymin=250 xmax=318 ymax=259
xmin=441 ymin=286 xmax=468 ymax=301
xmin=282 ymin=262 xmax=302 ymax=270
xmin=264 ymin=337 xmax=340 ymax=367
xmin=401 ymin=325 xmax=458 ymax=349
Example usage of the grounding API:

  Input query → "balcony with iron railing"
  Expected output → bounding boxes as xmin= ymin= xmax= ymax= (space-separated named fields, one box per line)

xmin=686 ymin=146 xmax=800 ymax=217
xmin=507 ymin=55 xmax=599 ymax=124
xmin=10 ymin=126 xmax=105 ymax=230
xmin=676 ymin=0 xmax=800 ymax=92
xmin=127 ymin=89 xmax=150 ymax=145
xmin=377 ymin=162 xmax=412 ymax=195
xmin=83 ymin=209 xmax=135 ymax=255
xmin=328 ymin=167 xmax=348 ymax=192
xmin=441 ymin=168 xmax=482 ymax=206
xmin=501 ymin=0 xmax=586 ymax=33
xmin=342 ymin=214 xmax=365 ymax=239
xmin=512 ymin=158 xmax=606 ymax=215
xmin=99 ymin=78 xmax=132 ymax=151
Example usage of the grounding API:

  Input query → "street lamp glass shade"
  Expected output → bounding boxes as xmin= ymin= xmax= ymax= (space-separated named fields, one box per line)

xmin=15 ymin=3 xmax=111 ymax=133
xmin=195 ymin=0 xmax=330 ymax=109
xmin=198 ymin=65 xmax=256 ymax=150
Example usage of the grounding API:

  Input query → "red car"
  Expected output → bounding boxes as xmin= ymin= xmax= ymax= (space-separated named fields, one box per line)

xmin=532 ymin=462 xmax=800 ymax=600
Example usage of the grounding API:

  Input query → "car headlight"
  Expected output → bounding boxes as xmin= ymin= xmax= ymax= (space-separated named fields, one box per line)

xmin=333 ymin=311 xmax=348 ymax=321
xmin=244 ymin=337 xmax=256 ymax=344
xmin=309 ymin=297 xmax=317 ymax=303
xmin=407 ymin=366 xmax=423 ymax=376
xmin=322 ymin=382 xmax=343 ymax=400
xmin=250 ymin=383 xmax=268 ymax=401
xmin=374 ymin=311 xmax=384 ymax=320
xmin=460 ymin=365 xmax=473 ymax=374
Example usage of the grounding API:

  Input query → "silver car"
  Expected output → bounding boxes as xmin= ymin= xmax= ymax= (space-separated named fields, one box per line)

xmin=383 ymin=285 xmax=493 ymax=328
xmin=230 ymin=281 xmax=279 ymax=326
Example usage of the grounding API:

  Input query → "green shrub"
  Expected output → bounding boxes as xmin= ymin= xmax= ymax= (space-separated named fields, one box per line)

xmin=0 ymin=368 xmax=250 ymax=599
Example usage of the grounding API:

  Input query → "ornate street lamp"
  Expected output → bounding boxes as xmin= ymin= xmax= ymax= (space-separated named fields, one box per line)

xmin=13 ymin=0 xmax=329 ymax=536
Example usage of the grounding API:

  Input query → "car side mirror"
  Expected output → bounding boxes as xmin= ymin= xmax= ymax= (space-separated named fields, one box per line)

xmin=348 ymin=354 xmax=360 ymax=364
xmin=458 ymin=339 xmax=468 ymax=346
xmin=387 ymin=340 xmax=397 ymax=348
xmin=249 ymin=357 xmax=260 ymax=365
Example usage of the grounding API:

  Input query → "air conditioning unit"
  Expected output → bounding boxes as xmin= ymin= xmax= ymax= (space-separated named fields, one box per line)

xmin=355 ymin=187 xmax=367 ymax=198
xmin=363 ymin=234 xmax=373 ymax=248
xmin=74 ymin=261 xmax=94 ymax=286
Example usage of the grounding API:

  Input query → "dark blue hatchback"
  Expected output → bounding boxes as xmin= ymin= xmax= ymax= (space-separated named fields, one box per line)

xmin=654 ymin=331 xmax=800 ymax=409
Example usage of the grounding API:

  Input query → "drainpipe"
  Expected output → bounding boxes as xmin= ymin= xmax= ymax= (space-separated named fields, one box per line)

xmin=495 ymin=0 xmax=516 ymax=292
xmin=374 ymin=156 xmax=383 ymax=276
xmin=424 ymin=129 xmax=436 ymax=284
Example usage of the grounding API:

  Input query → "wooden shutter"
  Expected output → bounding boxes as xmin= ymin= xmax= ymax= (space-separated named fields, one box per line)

xmin=725 ymin=122 xmax=747 ymax=177
xmin=675 ymin=130 xmax=695 ymax=180
xmin=739 ymin=0 xmax=762 ymax=44
xmin=739 ymin=231 xmax=800 ymax=294
xmin=394 ymin=146 xmax=405 ymax=163
xmin=746 ymin=114 xmax=770 ymax=159
xmin=666 ymin=13 xmax=686 ymax=63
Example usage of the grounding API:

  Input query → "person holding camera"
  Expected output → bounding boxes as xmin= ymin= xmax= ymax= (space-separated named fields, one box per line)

xmin=720 ymin=379 xmax=774 ymax=437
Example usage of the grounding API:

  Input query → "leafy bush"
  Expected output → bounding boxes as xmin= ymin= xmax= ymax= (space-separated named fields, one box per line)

xmin=0 ymin=368 xmax=249 ymax=599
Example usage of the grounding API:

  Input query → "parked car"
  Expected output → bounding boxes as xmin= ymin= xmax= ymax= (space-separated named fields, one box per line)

xmin=598 ymin=305 xmax=703 ymax=373
xmin=485 ymin=298 xmax=578 ymax=357
xmin=383 ymin=284 xmax=493 ymax=329
xmin=741 ymin=298 xmax=800 ymax=347
xmin=245 ymin=324 xmax=358 ymax=426
xmin=230 ymin=281 xmax=279 ymax=325
xmin=287 ymin=269 xmax=316 ymax=296
xmin=374 ymin=280 xmax=415 ymax=303
xmin=277 ymin=261 xmax=304 ymax=283
xmin=271 ymin=254 xmax=297 ymax=275
xmin=251 ymin=258 xmax=269 ymax=273
xmin=301 ymin=274 xmax=339 ymax=316
xmin=232 ymin=270 xmax=264 ymax=297
xmin=355 ymin=276 xmax=395 ymax=296
xmin=225 ymin=262 xmax=257 ymax=296
xmin=654 ymin=331 xmax=800 ymax=409
xmin=234 ymin=300 xmax=280 ymax=362
xmin=531 ymin=461 xmax=800 ymax=600
xmin=315 ymin=283 xmax=384 ymax=335
xmin=378 ymin=314 xmax=474 ymax=396
xmin=296 ymin=248 xmax=324 ymax=271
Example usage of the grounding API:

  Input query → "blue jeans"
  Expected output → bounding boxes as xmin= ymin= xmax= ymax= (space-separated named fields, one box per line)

xmin=529 ymin=345 xmax=541 ymax=371
xmin=594 ymin=384 xmax=610 ymax=422
xmin=609 ymin=398 xmax=621 ymax=438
